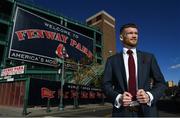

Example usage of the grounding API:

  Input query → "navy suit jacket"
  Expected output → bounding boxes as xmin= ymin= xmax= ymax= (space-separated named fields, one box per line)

xmin=102 ymin=50 xmax=167 ymax=116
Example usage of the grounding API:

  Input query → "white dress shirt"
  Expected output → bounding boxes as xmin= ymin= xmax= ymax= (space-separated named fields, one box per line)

xmin=114 ymin=47 xmax=153 ymax=108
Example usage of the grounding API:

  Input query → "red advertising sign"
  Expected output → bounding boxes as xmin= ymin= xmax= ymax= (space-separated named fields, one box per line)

xmin=1 ymin=65 xmax=25 ymax=77
xmin=41 ymin=87 xmax=55 ymax=99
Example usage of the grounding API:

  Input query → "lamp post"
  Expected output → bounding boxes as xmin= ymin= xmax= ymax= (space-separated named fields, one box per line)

xmin=58 ymin=47 xmax=66 ymax=111
xmin=59 ymin=56 xmax=64 ymax=110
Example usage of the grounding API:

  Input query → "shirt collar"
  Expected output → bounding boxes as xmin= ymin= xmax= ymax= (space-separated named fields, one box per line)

xmin=123 ymin=47 xmax=137 ymax=55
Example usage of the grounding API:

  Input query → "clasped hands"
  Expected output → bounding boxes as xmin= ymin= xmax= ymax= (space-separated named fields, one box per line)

xmin=120 ymin=89 xmax=150 ymax=107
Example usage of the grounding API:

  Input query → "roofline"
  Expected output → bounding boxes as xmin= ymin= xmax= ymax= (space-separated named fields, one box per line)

xmin=86 ymin=10 xmax=115 ymax=22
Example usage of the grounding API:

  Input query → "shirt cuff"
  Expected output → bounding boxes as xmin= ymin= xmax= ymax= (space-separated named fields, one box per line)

xmin=146 ymin=91 xmax=154 ymax=106
xmin=114 ymin=94 xmax=122 ymax=108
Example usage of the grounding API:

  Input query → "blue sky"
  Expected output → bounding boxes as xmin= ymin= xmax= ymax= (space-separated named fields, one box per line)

xmin=24 ymin=0 xmax=180 ymax=84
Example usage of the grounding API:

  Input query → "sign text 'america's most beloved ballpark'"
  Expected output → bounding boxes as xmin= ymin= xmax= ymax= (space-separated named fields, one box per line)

xmin=9 ymin=7 xmax=93 ymax=66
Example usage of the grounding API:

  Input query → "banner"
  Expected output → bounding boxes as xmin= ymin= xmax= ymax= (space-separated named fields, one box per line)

xmin=28 ymin=78 xmax=106 ymax=106
xmin=9 ymin=7 xmax=93 ymax=66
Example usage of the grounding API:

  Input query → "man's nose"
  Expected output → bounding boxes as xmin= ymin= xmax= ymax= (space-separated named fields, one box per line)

xmin=132 ymin=33 xmax=137 ymax=38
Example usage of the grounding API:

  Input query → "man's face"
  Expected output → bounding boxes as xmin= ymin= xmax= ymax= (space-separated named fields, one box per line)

xmin=121 ymin=27 xmax=138 ymax=48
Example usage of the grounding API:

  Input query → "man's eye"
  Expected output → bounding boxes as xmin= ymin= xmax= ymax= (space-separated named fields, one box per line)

xmin=126 ymin=32 xmax=138 ymax=35
xmin=126 ymin=32 xmax=133 ymax=35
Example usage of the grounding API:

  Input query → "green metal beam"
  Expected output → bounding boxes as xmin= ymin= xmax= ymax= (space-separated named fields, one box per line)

xmin=22 ymin=77 xmax=30 ymax=115
xmin=0 ymin=41 xmax=6 ymax=45
xmin=0 ymin=77 xmax=28 ymax=82
xmin=0 ymin=19 xmax=11 ymax=25
xmin=25 ymin=70 xmax=58 ymax=74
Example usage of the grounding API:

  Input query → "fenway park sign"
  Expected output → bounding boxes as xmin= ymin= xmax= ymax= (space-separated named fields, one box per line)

xmin=8 ymin=7 xmax=93 ymax=66
xmin=1 ymin=65 xmax=25 ymax=77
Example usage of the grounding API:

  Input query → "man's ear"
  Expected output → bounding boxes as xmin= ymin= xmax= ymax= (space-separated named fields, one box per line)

xmin=120 ymin=35 xmax=123 ymax=41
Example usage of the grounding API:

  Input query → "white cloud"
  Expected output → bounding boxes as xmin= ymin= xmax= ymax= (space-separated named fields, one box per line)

xmin=170 ymin=64 xmax=180 ymax=69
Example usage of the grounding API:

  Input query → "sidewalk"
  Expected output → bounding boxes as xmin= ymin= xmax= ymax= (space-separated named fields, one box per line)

xmin=0 ymin=103 xmax=112 ymax=117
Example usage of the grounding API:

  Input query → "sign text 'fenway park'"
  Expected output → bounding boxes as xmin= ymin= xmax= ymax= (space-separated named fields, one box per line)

xmin=9 ymin=7 xmax=93 ymax=66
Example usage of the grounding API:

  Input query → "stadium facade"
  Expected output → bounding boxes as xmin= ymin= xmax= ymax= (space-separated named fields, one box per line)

xmin=0 ymin=0 xmax=116 ymax=112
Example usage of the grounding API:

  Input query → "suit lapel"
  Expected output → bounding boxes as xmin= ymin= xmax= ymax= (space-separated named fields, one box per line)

xmin=137 ymin=51 xmax=144 ymax=89
xmin=117 ymin=52 xmax=128 ymax=91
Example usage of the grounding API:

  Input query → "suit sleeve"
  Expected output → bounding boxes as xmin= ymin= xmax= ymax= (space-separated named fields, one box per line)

xmin=102 ymin=58 xmax=119 ymax=103
xmin=149 ymin=55 xmax=167 ymax=104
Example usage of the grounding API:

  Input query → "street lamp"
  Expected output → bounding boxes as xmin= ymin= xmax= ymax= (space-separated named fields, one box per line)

xmin=59 ymin=56 xmax=64 ymax=110
xmin=57 ymin=47 xmax=67 ymax=111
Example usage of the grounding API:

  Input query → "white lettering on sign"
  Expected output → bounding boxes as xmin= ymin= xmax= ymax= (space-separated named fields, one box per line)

xmin=1 ymin=65 xmax=25 ymax=77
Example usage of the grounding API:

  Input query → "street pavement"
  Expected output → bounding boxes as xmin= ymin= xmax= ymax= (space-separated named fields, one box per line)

xmin=0 ymin=100 xmax=180 ymax=117
xmin=0 ymin=103 xmax=112 ymax=117
xmin=157 ymin=99 xmax=180 ymax=117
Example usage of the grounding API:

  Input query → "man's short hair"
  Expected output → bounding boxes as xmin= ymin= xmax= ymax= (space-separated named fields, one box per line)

xmin=120 ymin=23 xmax=138 ymax=35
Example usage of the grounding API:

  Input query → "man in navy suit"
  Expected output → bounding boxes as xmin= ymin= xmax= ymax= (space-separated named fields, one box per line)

xmin=102 ymin=23 xmax=167 ymax=116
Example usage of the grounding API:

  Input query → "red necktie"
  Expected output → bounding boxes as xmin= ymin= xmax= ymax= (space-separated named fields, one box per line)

xmin=127 ymin=50 xmax=137 ymax=100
